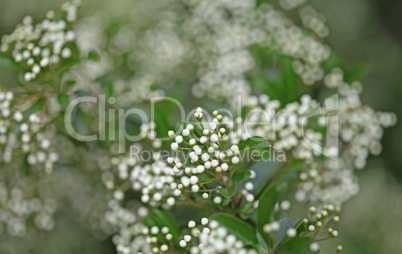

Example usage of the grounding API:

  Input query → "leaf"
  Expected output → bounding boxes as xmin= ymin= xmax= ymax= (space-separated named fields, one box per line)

xmin=218 ymin=182 xmax=236 ymax=199
xmin=61 ymin=79 xmax=76 ymax=92
xmin=198 ymin=171 xmax=216 ymax=182
xmin=252 ymin=161 xmax=282 ymax=196
xmin=55 ymin=57 xmax=81 ymax=75
xmin=284 ymin=159 xmax=305 ymax=172
xmin=0 ymin=55 xmax=17 ymax=68
xmin=57 ymin=94 xmax=70 ymax=110
xmin=175 ymin=121 xmax=186 ymax=135
xmin=143 ymin=208 xmax=180 ymax=242
xmin=276 ymin=236 xmax=312 ymax=254
xmin=257 ymin=182 xmax=287 ymax=244
xmin=345 ymin=62 xmax=370 ymax=83
xmin=250 ymin=75 xmax=283 ymax=102
xmin=87 ymin=50 xmax=100 ymax=62
xmin=209 ymin=213 xmax=260 ymax=249
xmin=322 ymin=53 xmax=340 ymax=74
xmin=239 ymin=136 xmax=271 ymax=151
xmin=233 ymin=171 xmax=251 ymax=184
xmin=256 ymin=231 xmax=269 ymax=253
xmin=281 ymin=57 xmax=299 ymax=104
xmin=271 ymin=218 xmax=300 ymax=248
xmin=23 ymin=97 xmax=45 ymax=116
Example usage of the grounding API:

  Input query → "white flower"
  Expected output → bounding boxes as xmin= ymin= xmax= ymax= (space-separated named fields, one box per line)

xmin=210 ymin=134 xmax=219 ymax=142
xmin=175 ymin=135 xmax=183 ymax=144
xmin=309 ymin=242 xmax=320 ymax=252
xmin=200 ymin=136 xmax=208 ymax=143
xmin=286 ymin=228 xmax=297 ymax=238
xmin=201 ymin=218 xmax=208 ymax=225
xmin=171 ymin=142 xmax=178 ymax=150
xmin=188 ymin=220 xmax=196 ymax=228
xmin=182 ymin=129 xmax=190 ymax=136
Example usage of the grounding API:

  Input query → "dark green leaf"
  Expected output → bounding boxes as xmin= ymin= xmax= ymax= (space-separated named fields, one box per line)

xmin=209 ymin=213 xmax=259 ymax=249
xmin=250 ymin=76 xmax=281 ymax=101
xmin=144 ymin=208 xmax=180 ymax=242
xmin=233 ymin=171 xmax=251 ymax=184
xmin=218 ymin=182 xmax=237 ymax=199
xmin=281 ymin=58 xmax=299 ymax=104
xmin=23 ymin=97 xmax=45 ymax=116
xmin=276 ymin=236 xmax=312 ymax=254
xmin=257 ymin=231 xmax=269 ymax=253
xmin=322 ymin=53 xmax=340 ymax=74
xmin=87 ymin=50 xmax=100 ymax=62
xmin=198 ymin=171 xmax=216 ymax=182
xmin=272 ymin=218 xmax=300 ymax=248
xmin=239 ymin=136 xmax=271 ymax=151
xmin=257 ymin=183 xmax=287 ymax=244
xmin=57 ymin=94 xmax=70 ymax=110
xmin=345 ymin=62 xmax=369 ymax=83
xmin=61 ymin=79 xmax=76 ymax=92
xmin=0 ymin=55 xmax=17 ymax=68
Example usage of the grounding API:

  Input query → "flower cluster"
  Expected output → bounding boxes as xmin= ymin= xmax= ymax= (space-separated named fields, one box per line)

xmin=295 ymin=68 xmax=396 ymax=204
xmin=0 ymin=90 xmax=57 ymax=171
xmin=104 ymin=202 xmax=152 ymax=254
xmin=180 ymin=218 xmax=257 ymax=254
xmin=0 ymin=1 xmax=80 ymax=82
xmin=263 ymin=204 xmax=343 ymax=253
xmin=244 ymin=94 xmax=329 ymax=162
xmin=186 ymin=0 xmax=330 ymax=104
xmin=0 ymin=182 xmax=57 ymax=236
xmin=166 ymin=107 xmax=257 ymax=205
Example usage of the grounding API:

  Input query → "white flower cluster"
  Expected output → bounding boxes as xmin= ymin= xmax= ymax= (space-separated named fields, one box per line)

xmin=70 ymin=0 xmax=330 ymax=107
xmin=0 ymin=1 xmax=80 ymax=82
xmin=186 ymin=0 xmax=330 ymax=103
xmin=0 ymin=90 xmax=57 ymax=171
xmin=104 ymin=201 xmax=154 ymax=254
xmin=300 ymin=6 xmax=329 ymax=38
xmin=263 ymin=204 xmax=341 ymax=253
xmin=279 ymin=0 xmax=307 ymax=10
xmin=0 ymin=183 xmax=56 ymax=236
xmin=120 ymin=158 xmax=181 ymax=208
xmin=167 ymin=107 xmax=257 ymax=204
xmin=180 ymin=218 xmax=257 ymax=253
xmin=296 ymin=68 xmax=396 ymax=204
xmin=104 ymin=123 xmax=181 ymax=208
xmin=245 ymin=94 xmax=328 ymax=162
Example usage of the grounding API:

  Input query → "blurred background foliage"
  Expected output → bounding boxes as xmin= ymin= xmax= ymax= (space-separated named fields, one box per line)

xmin=0 ymin=0 xmax=401 ymax=253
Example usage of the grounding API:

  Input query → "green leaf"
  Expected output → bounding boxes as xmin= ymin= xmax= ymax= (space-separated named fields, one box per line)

xmin=55 ymin=57 xmax=81 ymax=75
xmin=250 ymin=75 xmax=282 ymax=101
xmin=0 ymin=55 xmax=17 ymax=68
xmin=175 ymin=121 xmax=186 ymax=135
xmin=239 ymin=136 xmax=271 ymax=151
xmin=57 ymin=94 xmax=70 ymax=110
xmin=281 ymin=57 xmax=299 ymax=104
xmin=144 ymin=208 xmax=180 ymax=242
xmin=23 ymin=97 xmax=45 ymax=116
xmin=322 ymin=53 xmax=340 ymax=74
xmin=257 ymin=182 xmax=287 ymax=244
xmin=271 ymin=218 xmax=300 ymax=248
xmin=276 ymin=236 xmax=312 ymax=254
xmin=209 ymin=213 xmax=259 ymax=249
xmin=256 ymin=231 xmax=269 ymax=253
xmin=87 ymin=50 xmax=100 ymax=62
xmin=61 ymin=79 xmax=76 ymax=92
xmin=198 ymin=171 xmax=216 ymax=182
xmin=233 ymin=171 xmax=251 ymax=184
xmin=218 ymin=182 xmax=237 ymax=199
xmin=345 ymin=62 xmax=369 ymax=83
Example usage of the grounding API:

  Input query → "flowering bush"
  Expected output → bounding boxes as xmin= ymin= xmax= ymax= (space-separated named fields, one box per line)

xmin=0 ymin=0 xmax=396 ymax=253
